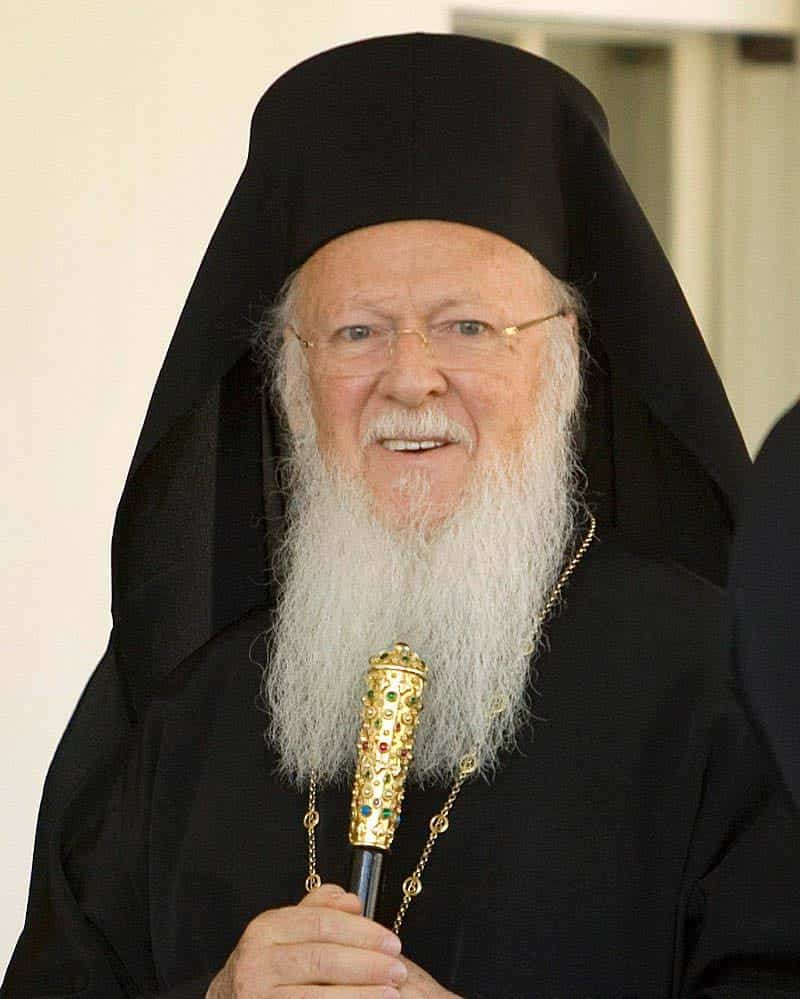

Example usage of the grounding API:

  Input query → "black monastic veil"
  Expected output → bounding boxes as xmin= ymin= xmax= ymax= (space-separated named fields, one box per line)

xmin=5 ymin=33 xmax=800 ymax=999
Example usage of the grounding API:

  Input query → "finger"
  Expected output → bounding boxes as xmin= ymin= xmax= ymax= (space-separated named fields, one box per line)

xmin=300 ymin=883 xmax=362 ymax=913
xmin=261 ymin=904 xmax=402 ymax=955
xmin=267 ymin=941 xmax=408 ymax=988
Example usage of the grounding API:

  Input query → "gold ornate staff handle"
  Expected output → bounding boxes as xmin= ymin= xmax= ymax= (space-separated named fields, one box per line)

xmin=347 ymin=642 xmax=427 ymax=917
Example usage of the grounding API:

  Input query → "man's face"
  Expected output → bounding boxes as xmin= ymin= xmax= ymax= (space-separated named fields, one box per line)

xmin=292 ymin=219 xmax=567 ymax=522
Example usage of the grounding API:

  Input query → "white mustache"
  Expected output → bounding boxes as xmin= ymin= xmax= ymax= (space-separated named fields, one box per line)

xmin=361 ymin=408 xmax=475 ymax=453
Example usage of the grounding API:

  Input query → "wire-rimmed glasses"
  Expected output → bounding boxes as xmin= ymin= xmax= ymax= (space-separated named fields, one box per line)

xmin=292 ymin=310 xmax=567 ymax=376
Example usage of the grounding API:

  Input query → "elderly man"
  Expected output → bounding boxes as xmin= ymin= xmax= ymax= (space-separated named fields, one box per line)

xmin=5 ymin=33 xmax=800 ymax=999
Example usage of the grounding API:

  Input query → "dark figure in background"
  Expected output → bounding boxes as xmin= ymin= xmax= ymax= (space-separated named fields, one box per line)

xmin=4 ymin=34 xmax=800 ymax=998
xmin=731 ymin=399 xmax=800 ymax=810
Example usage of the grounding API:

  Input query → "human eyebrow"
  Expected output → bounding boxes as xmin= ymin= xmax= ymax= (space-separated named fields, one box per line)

xmin=428 ymin=295 xmax=492 ymax=318
xmin=324 ymin=312 xmax=392 ymax=330
xmin=327 ymin=292 xmax=491 ymax=323
xmin=337 ymin=293 xmax=397 ymax=320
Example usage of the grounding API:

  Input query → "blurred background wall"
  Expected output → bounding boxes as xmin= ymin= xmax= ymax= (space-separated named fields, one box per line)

xmin=3 ymin=0 xmax=799 ymax=975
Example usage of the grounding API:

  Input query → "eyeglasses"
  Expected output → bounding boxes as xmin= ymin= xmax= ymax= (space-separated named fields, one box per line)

xmin=292 ymin=310 xmax=566 ymax=376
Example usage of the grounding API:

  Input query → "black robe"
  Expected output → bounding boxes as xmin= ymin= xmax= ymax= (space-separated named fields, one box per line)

xmin=5 ymin=33 xmax=799 ymax=999
xmin=6 ymin=536 xmax=800 ymax=997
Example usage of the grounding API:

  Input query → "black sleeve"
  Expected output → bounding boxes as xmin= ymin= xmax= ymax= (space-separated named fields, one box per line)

xmin=1 ymin=642 xmax=217 ymax=999
xmin=676 ymin=696 xmax=800 ymax=998
xmin=136 ymin=977 xmax=216 ymax=999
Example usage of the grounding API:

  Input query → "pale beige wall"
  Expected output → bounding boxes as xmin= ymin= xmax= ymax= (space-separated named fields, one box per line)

xmin=718 ymin=38 xmax=800 ymax=453
xmin=464 ymin=0 xmax=798 ymax=31
xmin=3 ymin=0 xmax=798 ymax=976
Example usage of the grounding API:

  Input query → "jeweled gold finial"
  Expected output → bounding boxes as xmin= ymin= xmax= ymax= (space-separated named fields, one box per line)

xmin=348 ymin=642 xmax=427 ymax=850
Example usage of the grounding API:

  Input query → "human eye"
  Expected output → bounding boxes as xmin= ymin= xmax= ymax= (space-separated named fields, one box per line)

xmin=331 ymin=324 xmax=376 ymax=344
xmin=444 ymin=319 xmax=493 ymax=338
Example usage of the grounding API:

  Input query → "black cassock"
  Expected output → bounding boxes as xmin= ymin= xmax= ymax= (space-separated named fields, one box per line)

xmin=5 ymin=33 xmax=800 ymax=998
xmin=5 ymin=536 xmax=800 ymax=998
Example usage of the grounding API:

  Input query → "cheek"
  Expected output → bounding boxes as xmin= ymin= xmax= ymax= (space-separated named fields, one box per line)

xmin=309 ymin=375 xmax=368 ymax=461
xmin=458 ymin=365 xmax=538 ymax=446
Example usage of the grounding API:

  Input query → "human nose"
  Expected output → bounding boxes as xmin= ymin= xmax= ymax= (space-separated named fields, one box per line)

xmin=376 ymin=328 xmax=447 ymax=407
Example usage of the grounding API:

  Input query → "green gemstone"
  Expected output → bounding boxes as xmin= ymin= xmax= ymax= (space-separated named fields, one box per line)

xmin=366 ymin=689 xmax=374 ymax=700
xmin=386 ymin=691 xmax=397 ymax=702
xmin=407 ymin=696 xmax=417 ymax=705
xmin=381 ymin=807 xmax=393 ymax=819
xmin=374 ymin=719 xmax=381 ymax=729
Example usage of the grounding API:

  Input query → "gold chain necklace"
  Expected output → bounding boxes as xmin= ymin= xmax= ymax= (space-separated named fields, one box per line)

xmin=304 ymin=511 xmax=596 ymax=934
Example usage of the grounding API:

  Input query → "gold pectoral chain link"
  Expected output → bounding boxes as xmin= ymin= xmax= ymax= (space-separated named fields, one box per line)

xmin=304 ymin=512 xmax=596 ymax=931
xmin=392 ymin=751 xmax=476 ymax=933
xmin=304 ymin=777 xmax=322 ymax=893
xmin=537 ymin=511 xmax=596 ymax=626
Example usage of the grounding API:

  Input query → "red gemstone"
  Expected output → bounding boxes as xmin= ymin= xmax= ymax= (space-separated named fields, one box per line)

xmin=378 ymin=741 xmax=389 ymax=752
xmin=361 ymin=741 xmax=368 ymax=749
xmin=400 ymin=749 xmax=408 ymax=757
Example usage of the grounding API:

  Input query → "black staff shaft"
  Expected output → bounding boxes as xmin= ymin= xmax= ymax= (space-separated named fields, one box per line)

xmin=348 ymin=847 xmax=385 ymax=919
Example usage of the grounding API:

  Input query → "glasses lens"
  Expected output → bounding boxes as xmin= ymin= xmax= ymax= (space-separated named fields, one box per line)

xmin=314 ymin=321 xmax=504 ymax=374
xmin=430 ymin=320 xmax=498 ymax=368
xmin=318 ymin=325 xmax=388 ymax=374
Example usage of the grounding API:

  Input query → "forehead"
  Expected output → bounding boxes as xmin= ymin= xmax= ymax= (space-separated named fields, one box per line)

xmin=295 ymin=220 xmax=548 ymax=315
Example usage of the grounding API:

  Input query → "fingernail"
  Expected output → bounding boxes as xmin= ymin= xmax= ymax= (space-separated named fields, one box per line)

xmin=381 ymin=933 xmax=402 ymax=956
xmin=389 ymin=960 xmax=408 ymax=985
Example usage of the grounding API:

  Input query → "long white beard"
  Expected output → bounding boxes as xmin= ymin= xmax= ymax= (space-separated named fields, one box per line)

xmin=264 ymin=328 xmax=583 ymax=788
